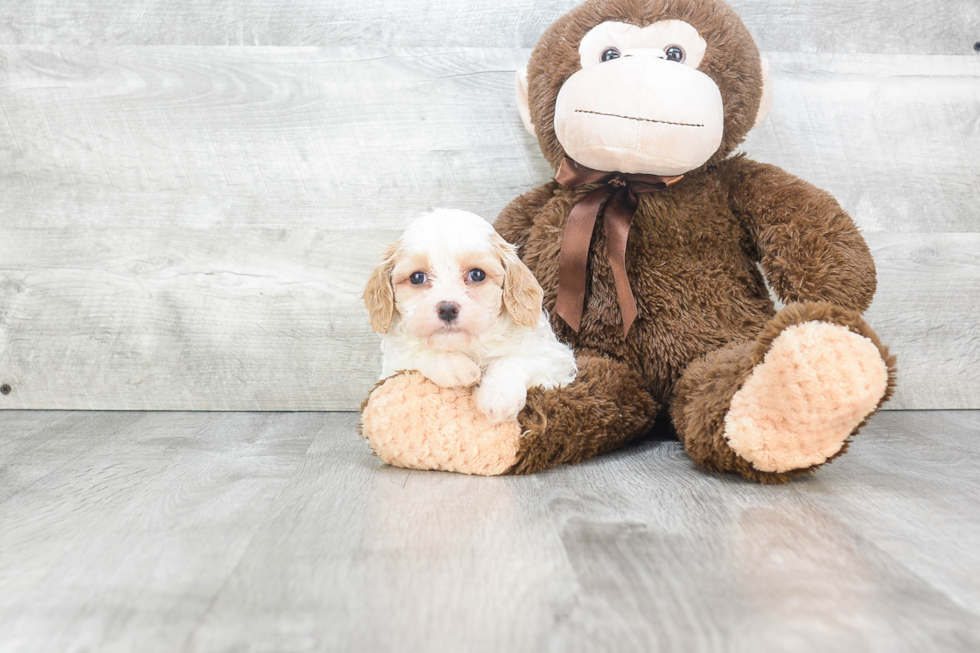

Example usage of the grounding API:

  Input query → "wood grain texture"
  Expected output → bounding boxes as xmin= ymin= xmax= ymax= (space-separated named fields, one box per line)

xmin=1 ymin=410 xmax=979 ymax=652
xmin=1 ymin=0 xmax=977 ymax=54
xmin=0 ymin=411 xmax=323 ymax=653
xmin=0 ymin=48 xmax=977 ymax=409
xmin=744 ymin=53 xmax=980 ymax=235
xmin=865 ymin=233 xmax=980 ymax=410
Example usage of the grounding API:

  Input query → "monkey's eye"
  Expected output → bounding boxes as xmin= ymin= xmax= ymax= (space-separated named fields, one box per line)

xmin=467 ymin=269 xmax=487 ymax=283
xmin=601 ymin=47 xmax=621 ymax=62
xmin=665 ymin=45 xmax=685 ymax=63
xmin=409 ymin=272 xmax=427 ymax=285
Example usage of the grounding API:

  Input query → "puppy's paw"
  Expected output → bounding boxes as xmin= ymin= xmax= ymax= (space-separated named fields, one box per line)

xmin=419 ymin=354 xmax=482 ymax=388
xmin=474 ymin=379 xmax=527 ymax=424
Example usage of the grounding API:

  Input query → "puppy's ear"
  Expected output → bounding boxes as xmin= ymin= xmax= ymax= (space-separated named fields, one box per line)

xmin=363 ymin=241 xmax=401 ymax=334
xmin=492 ymin=233 xmax=542 ymax=328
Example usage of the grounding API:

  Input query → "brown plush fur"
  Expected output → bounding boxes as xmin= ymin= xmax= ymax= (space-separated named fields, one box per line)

xmin=493 ymin=0 xmax=897 ymax=481
xmin=510 ymin=353 xmax=659 ymax=474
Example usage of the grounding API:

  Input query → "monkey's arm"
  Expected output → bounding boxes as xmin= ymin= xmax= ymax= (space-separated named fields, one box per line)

xmin=494 ymin=181 xmax=558 ymax=252
xmin=720 ymin=156 xmax=876 ymax=312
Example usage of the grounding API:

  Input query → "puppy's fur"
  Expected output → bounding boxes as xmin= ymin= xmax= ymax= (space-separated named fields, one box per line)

xmin=363 ymin=209 xmax=577 ymax=423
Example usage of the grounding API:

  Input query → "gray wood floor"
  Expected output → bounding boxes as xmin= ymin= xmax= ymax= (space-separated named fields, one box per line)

xmin=1 ymin=410 xmax=979 ymax=652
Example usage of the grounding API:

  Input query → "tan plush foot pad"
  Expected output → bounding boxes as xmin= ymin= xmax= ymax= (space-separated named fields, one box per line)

xmin=361 ymin=372 xmax=521 ymax=476
xmin=724 ymin=321 xmax=889 ymax=473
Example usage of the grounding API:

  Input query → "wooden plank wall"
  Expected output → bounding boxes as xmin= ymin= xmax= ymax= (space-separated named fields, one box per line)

xmin=0 ymin=1 xmax=978 ymax=411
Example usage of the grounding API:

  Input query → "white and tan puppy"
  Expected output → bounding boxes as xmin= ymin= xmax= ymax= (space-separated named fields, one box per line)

xmin=363 ymin=209 xmax=577 ymax=423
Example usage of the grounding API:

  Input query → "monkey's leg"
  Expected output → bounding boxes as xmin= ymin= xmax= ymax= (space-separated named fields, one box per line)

xmin=670 ymin=302 xmax=897 ymax=484
xmin=508 ymin=353 xmax=659 ymax=474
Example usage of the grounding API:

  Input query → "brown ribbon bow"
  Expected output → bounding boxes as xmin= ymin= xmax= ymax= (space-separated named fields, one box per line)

xmin=554 ymin=157 xmax=683 ymax=337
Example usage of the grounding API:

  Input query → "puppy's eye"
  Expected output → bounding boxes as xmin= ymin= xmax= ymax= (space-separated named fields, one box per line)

xmin=409 ymin=272 xmax=427 ymax=285
xmin=601 ymin=47 xmax=621 ymax=62
xmin=665 ymin=45 xmax=685 ymax=63
xmin=467 ymin=269 xmax=486 ymax=283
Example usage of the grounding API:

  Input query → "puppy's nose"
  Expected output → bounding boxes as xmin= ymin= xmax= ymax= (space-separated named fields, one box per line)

xmin=437 ymin=301 xmax=460 ymax=323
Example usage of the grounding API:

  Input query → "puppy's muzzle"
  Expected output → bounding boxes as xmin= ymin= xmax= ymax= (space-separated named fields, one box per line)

xmin=437 ymin=301 xmax=460 ymax=323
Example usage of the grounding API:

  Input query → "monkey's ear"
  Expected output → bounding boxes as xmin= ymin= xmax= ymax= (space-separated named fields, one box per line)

xmin=753 ymin=58 xmax=774 ymax=128
xmin=515 ymin=66 xmax=535 ymax=136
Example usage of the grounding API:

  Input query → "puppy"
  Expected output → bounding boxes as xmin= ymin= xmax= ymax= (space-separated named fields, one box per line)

xmin=363 ymin=209 xmax=577 ymax=423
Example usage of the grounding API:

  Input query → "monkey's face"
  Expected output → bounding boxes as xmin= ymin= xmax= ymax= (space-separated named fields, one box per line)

xmin=554 ymin=20 xmax=725 ymax=176
xmin=517 ymin=0 xmax=772 ymax=176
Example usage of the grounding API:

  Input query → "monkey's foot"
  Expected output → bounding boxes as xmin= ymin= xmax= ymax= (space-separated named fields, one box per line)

xmin=723 ymin=320 xmax=890 ymax=474
xmin=360 ymin=372 xmax=520 ymax=476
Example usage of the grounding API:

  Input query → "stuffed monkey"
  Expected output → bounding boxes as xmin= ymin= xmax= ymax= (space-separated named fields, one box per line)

xmin=362 ymin=0 xmax=896 ymax=483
